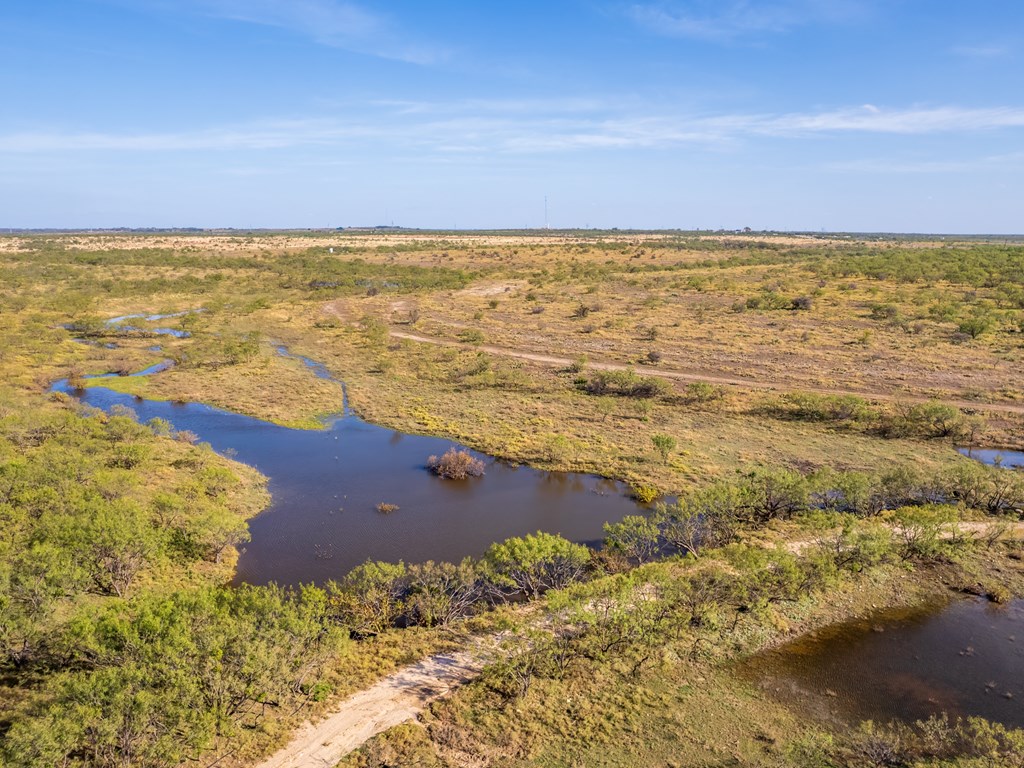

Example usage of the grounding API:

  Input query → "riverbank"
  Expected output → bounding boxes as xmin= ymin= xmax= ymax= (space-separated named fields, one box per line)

xmin=338 ymin=537 xmax=1024 ymax=768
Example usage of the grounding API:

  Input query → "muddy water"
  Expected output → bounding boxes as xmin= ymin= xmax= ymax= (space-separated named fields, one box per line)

xmin=55 ymin=352 xmax=639 ymax=587
xmin=748 ymin=598 xmax=1024 ymax=728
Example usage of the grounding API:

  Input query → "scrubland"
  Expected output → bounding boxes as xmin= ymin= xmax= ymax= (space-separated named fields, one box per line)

xmin=1 ymin=230 xmax=1024 ymax=767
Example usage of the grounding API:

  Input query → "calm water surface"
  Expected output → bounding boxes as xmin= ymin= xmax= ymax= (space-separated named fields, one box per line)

xmin=959 ymin=447 xmax=1024 ymax=469
xmin=748 ymin=598 xmax=1024 ymax=728
xmin=56 ymin=347 xmax=639 ymax=586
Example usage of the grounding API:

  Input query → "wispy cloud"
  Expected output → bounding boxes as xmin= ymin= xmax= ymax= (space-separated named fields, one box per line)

xmin=3 ymin=103 xmax=1023 ymax=155
xmin=735 ymin=105 xmax=1024 ymax=135
xmin=951 ymin=44 xmax=1011 ymax=59
xmin=132 ymin=0 xmax=445 ymax=63
xmin=826 ymin=151 xmax=1024 ymax=174
xmin=626 ymin=0 xmax=868 ymax=41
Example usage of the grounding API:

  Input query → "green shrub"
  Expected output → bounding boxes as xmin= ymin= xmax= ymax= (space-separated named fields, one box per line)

xmin=581 ymin=369 xmax=668 ymax=399
xmin=483 ymin=532 xmax=591 ymax=598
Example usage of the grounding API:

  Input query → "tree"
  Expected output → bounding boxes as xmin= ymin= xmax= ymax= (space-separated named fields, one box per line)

xmin=958 ymin=313 xmax=993 ymax=339
xmin=743 ymin=469 xmax=810 ymax=523
xmin=650 ymin=433 xmax=676 ymax=465
xmin=191 ymin=507 xmax=250 ymax=564
xmin=483 ymin=532 xmax=591 ymax=598
xmin=603 ymin=515 xmax=660 ymax=564
xmin=404 ymin=559 xmax=485 ymax=627
xmin=656 ymin=483 xmax=742 ymax=554
xmin=81 ymin=500 xmax=155 ymax=598
xmin=327 ymin=560 xmax=407 ymax=635
xmin=3 ymin=664 xmax=213 ymax=768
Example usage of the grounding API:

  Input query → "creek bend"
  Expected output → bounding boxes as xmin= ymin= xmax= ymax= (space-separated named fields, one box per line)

xmin=55 ymin=345 xmax=640 ymax=586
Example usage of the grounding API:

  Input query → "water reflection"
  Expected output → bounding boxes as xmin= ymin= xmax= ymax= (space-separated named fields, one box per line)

xmin=959 ymin=447 xmax=1024 ymax=469
xmin=56 ymin=350 xmax=641 ymax=586
xmin=748 ymin=598 xmax=1024 ymax=728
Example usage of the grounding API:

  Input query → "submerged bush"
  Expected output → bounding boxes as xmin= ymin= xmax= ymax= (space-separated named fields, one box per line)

xmin=427 ymin=448 xmax=485 ymax=480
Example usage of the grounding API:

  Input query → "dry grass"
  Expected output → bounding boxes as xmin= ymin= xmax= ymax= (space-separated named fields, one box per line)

xmin=4 ymin=231 xmax=1020 ymax=495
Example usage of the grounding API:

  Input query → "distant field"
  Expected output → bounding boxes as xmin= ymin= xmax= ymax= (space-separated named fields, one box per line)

xmin=2 ymin=229 xmax=1024 ymax=768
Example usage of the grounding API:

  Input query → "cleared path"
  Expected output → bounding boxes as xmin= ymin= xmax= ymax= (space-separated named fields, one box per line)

xmin=253 ymin=648 xmax=485 ymax=768
xmin=389 ymin=330 xmax=1024 ymax=416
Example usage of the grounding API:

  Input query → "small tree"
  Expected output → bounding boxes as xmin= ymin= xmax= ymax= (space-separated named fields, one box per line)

xmin=958 ymin=313 xmax=993 ymax=339
xmin=327 ymin=561 xmax=407 ymax=635
xmin=483 ymin=532 xmax=590 ymax=599
xmin=650 ymin=433 xmax=676 ymax=465
xmin=603 ymin=515 xmax=660 ymax=564
xmin=404 ymin=559 xmax=485 ymax=627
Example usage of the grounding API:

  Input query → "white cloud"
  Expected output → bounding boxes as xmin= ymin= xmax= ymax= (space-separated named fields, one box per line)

xmin=952 ymin=44 xmax=1011 ymax=59
xmin=3 ymin=103 xmax=1023 ymax=155
xmin=627 ymin=0 xmax=867 ymax=41
xmin=130 ymin=0 xmax=445 ymax=63
xmin=742 ymin=105 xmax=1024 ymax=135
xmin=826 ymin=151 xmax=1024 ymax=174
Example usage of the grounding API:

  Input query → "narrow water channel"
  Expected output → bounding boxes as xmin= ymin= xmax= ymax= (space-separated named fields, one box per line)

xmin=55 ymin=339 xmax=640 ymax=586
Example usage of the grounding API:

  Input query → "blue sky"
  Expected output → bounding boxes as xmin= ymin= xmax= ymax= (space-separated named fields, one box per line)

xmin=1 ymin=1 xmax=1022 ymax=231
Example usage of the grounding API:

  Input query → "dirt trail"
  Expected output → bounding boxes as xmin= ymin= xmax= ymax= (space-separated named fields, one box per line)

xmin=253 ymin=647 xmax=486 ymax=768
xmin=783 ymin=520 xmax=1024 ymax=554
xmin=389 ymin=330 xmax=1024 ymax=417
xmin=252 ymin=517 xmax=1023 ymax=766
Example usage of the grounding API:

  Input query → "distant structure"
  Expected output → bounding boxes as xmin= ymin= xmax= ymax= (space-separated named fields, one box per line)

xmin=544 ymin=195 xmax=549 ymax=230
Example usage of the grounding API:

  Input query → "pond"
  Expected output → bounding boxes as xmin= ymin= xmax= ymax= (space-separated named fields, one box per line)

xmin=54 ymin=343 xmax=640 ymax=587
xmin=746 ymin=597 xmax=1024 ymax=729
xmin=959 ymin=447 xmax=1024 ymax=470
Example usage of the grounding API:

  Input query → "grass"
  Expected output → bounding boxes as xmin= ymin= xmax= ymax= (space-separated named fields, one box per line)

xmin=2 ymin=230 xmax=1023 ymax=766
xmin=4 ymin=230 xmax=1017 ymax=494
xmin=83 ymin=342 xmax=346 ymax=430
xmin=341 ymin=544 xmax=1024 ymax=768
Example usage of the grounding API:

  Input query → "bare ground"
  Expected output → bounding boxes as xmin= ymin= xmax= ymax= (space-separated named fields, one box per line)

xmin=387 ymin=330 xmax=1024 ymax=416
xmin=253 ymin=647 xmax=488 ymax=768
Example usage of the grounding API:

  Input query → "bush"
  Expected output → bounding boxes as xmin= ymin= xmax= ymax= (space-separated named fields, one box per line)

xmin=581 ymin=369 xmax=668 ymax=399
xmin=684 ymin=381 xmax=724 ymax=404
xmin=650 ymin=433 xmax=676 ymax=464
xmin=958 ymin=313 xmax=994 ymax=338
xmin=630 ymin=483 xmax=659 ymax=504
xmin=427 ymin=448 xmax=485 ymax=480
xmin=774 ymin=392 xmax=872 ymax=424
xmin=568 ymin=354 xmax=588 ymax=373
xmin=870 ymin=303 xmax=899 ymax=321
xmin=483 ymin=532 xmax=591 ymax=598
xmin=888 ymin=504 xmax=961 ymax=562
xmin=603 ymin=515 xmax=660 ymax=563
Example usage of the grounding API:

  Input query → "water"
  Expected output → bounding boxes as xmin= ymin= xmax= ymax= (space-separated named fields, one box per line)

xmin=55 ymin=348 xmax=640 ymax=587
xmin=959 ymin=447 xmax=1024 ymax=469
xmin=748 ymin=598 xmax=1024 ymax=728
xmin=104 ymin=310 xmax=199 ymax=338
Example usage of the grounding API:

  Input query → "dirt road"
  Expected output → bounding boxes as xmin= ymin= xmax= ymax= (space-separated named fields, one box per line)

xmin=252 ymin=516 xmax=1023 ymax=767
xmin=253 ymin=648 xmax=485 ymax=768
xmin=389 ymin=330 xmax=1024 ymax=417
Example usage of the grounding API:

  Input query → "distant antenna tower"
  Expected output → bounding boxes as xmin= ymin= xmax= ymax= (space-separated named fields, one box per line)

xmin=544 ymin=195 xmax=549 ymax=230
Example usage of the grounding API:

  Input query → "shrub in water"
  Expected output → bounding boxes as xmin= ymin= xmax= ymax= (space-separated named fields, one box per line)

xmin=427 ymin=448 xmax=485 ymax=480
